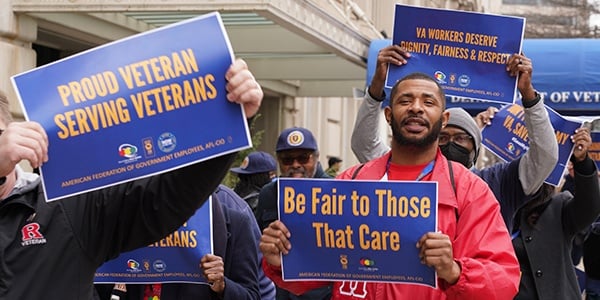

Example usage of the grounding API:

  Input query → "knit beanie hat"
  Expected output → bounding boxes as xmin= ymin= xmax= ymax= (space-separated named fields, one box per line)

xmin=446 ymin=107 xmax=481 ymax=160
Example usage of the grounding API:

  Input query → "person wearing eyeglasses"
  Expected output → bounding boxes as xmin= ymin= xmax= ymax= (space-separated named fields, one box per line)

xmin=255 ymin=127 xmax=333 ymax=300
xmin=255 ymin=126 xmax=331 ymax=231
xmin=260 ymin=72 xmax=520 ymax=299
xmin=350 ymin=45 xmax=558 ymax=232
xmin=437 ymin=107 xmax=481 ymax=169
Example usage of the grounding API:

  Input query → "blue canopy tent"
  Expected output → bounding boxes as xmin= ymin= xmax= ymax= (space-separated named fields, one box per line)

xmin=366 ymin=39 xmax=600 ymax=116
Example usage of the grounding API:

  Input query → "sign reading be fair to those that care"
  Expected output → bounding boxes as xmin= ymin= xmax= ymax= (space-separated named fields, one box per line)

xmin=11 ymin=12 xmax=251 ymax=202
xmin=279 ymin=178 xmax=438 ymax=288
xmin=386 ymin=5 xmax=525 ymax=104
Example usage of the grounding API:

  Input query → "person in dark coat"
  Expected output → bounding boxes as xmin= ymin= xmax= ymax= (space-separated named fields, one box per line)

xmin=255 ymin=127 xmax=331 ymax=231
xmin=255 ymin=126 xmax=332 ymax=300
xmin=584 ymin=217 xmax=600 ymax=300
xmin=0 ymin=58 xmax=262 ymax=299
xmin=95 ymin=185 xmax=267 ymax=300
xmin=231 ymin=151 xmax=277 ymax=217
xmin=512 ymin=127 xmax=600 ymax=299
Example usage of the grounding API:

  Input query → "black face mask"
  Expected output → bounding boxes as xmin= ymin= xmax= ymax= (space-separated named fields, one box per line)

xmin=440 ymin=142 xmax=473 ymax=168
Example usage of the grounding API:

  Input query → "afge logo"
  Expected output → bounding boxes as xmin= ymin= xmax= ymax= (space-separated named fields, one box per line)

xmin=459 ymin=75 xmax=471 ymax=87
xmin=158 ymin=132 xmax=177 ymax=153
xmin=153 ymin=260 xmax=167 ymax=272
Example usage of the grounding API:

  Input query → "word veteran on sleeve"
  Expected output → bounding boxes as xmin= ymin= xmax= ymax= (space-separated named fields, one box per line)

xmin=54 ymin=48 xmax=217 ymax=139
xmin=283 ymin=187 xmax=431 ymax=251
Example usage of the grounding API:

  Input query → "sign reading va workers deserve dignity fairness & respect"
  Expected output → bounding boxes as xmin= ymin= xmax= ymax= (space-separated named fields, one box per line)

xmin=386 ymin=5 xmax=525 ymax=104
xmin=11 ymin=12 xmax=251 ymax=202
xmin=278 ymin=178 xmax=438 ymax=288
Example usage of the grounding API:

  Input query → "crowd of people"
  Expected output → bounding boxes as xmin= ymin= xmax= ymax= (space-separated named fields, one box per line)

xmin=1 ymin=31 xmax=599 ymax=300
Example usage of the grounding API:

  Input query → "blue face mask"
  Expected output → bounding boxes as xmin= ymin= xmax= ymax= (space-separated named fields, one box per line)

xmin=440 ymin=142 xmax=473 ymax=168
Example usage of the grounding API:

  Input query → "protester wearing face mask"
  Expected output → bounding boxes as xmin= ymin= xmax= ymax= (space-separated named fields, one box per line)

xmin=260 ymin=72 xmax=520 ymax=300
xmin=350 ymin=45 xmax=558 ymax=232
xmin=438 ymin=107 xmax=481 ymax=169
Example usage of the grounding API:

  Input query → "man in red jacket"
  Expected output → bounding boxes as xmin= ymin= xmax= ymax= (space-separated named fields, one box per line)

xmin=259 ymin=72 xmax=520 ymax=300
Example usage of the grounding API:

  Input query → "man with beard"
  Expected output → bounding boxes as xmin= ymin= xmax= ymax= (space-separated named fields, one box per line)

xmin=255 ymin=127 xmax=332 ymax=300
xmin=350 ymin=45 xmax=557 ymax=231
xmin=259 ymin=72 xmax=520 ymax=299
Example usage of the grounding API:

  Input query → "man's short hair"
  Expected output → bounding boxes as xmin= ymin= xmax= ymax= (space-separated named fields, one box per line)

xmin=389 ymin=72 xmax=446 ymax=109
xmin=328 ymin=156 xmax=342 ymax=168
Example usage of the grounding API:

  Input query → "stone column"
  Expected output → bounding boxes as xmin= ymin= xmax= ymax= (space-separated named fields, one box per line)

xmin=0 ymin=0 xmax=37 ymax=121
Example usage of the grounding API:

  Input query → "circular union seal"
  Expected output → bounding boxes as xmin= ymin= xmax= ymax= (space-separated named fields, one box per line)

xmin=153 ymin=260 xmax=167 ymax=272
xmin=286 ymin=130 xmax=305 ymax=147
xmin=459 ymin=75 xmax=471 ymax=87
xmin=157 ymin=132 xmax=177 ymax=153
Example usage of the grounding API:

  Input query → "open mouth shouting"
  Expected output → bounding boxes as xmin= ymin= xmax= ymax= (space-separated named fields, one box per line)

xmin=402 ymin=116 xmax=429 ymax=134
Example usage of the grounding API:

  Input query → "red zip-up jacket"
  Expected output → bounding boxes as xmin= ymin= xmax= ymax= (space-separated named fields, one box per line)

xmin=264 ymin=150 xmax=520 ymax=300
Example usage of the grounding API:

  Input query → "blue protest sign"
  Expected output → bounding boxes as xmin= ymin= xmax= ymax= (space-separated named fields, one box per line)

xmin=95 ymin=198 xmax=212 ymax=284
xmin=278 ymin=178 xmax=438 ymax=287
xmin=11 ymin=12 xmax=251 ymax=202
xmin=385 ymin=5 xmax=524 ymax=104
xmin=481 ymin=103 xmax=581 ymax=185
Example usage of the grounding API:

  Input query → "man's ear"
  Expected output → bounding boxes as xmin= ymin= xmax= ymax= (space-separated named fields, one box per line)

xmin=384 ymin=106 xmax=392 ymax=124
xmin=442 ymin=110 xmax=450 ymax=127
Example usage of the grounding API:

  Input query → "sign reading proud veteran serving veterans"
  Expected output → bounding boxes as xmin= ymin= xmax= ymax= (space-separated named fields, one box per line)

xmin=481 ymin=103 xmax=582 ymax=186
xmin=11 ymin=12 xmax=251 ymax=202
xmin=95 ymin=198 xmax=213 ymax=284
xmin=278 ymin=178 xmax=438 ymax=288
xmin=386 ymin=5 xmax=525 ymax=104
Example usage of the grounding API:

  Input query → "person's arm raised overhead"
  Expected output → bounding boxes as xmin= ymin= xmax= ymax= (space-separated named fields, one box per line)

xmin=351 ymin=45 xmax=410 ymax=162
xmin=507 ymin=54 xmax=558 ymax=195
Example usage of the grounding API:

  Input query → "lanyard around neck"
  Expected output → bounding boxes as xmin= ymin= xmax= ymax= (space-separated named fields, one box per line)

xmin=380 ymin=158 xmax=436 ymax=181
